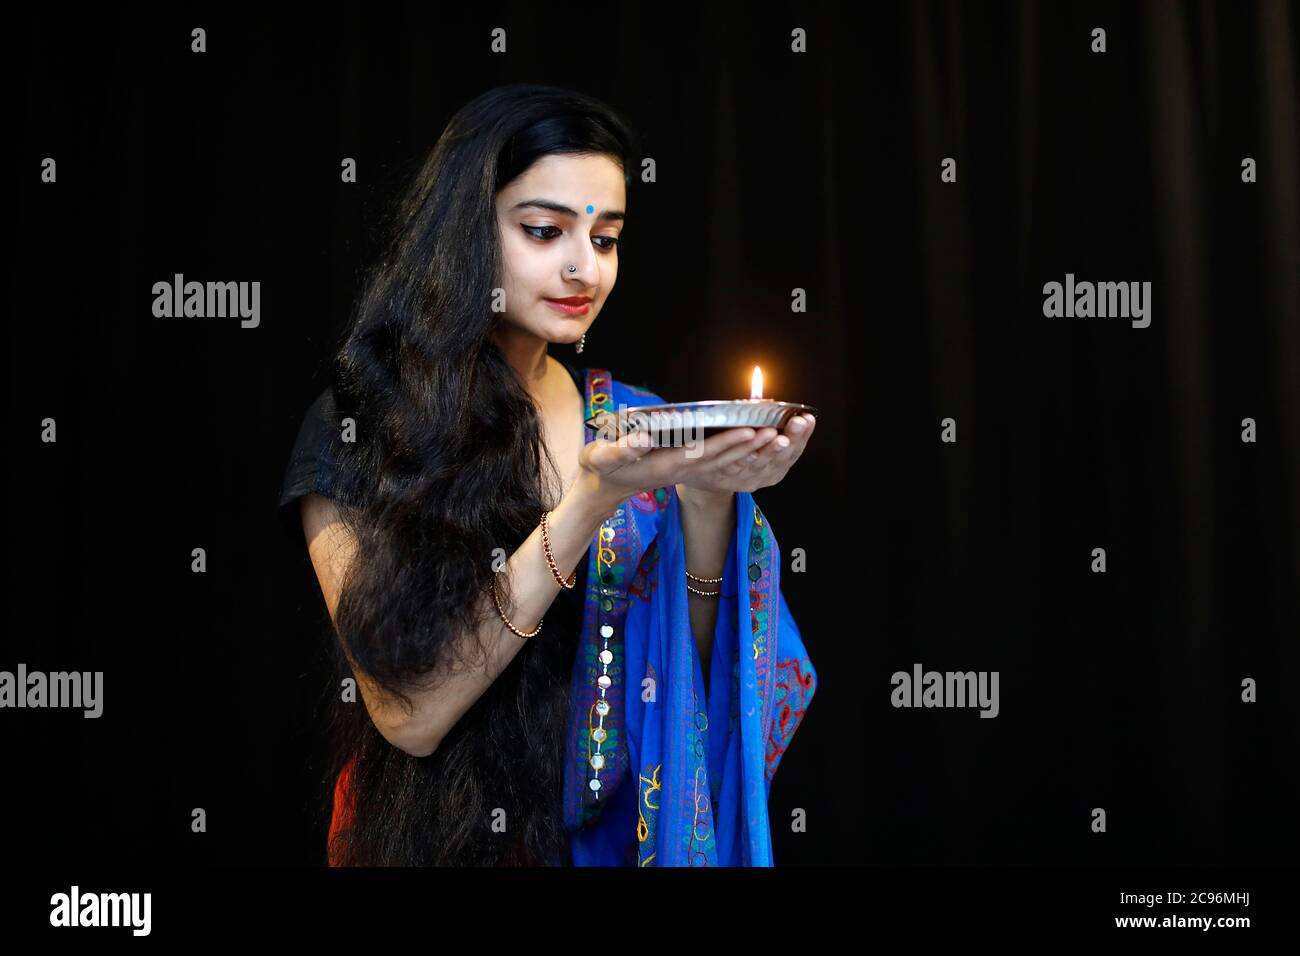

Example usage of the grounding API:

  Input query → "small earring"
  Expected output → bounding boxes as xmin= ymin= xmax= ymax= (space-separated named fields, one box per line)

xmin=567 ymin=264 xmax=584 ymax=352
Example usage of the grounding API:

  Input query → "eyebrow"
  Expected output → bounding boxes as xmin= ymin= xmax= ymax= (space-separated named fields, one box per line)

xmin=510 ymin=199 xmax=625 ymax=223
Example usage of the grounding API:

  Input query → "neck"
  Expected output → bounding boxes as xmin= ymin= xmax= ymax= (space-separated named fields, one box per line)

xmin=491 ymin=325 xmax=551 ymax=398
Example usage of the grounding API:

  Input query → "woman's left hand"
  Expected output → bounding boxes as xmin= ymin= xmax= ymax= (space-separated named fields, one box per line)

xmin=677 ymin=413 xmax=817 ymax=497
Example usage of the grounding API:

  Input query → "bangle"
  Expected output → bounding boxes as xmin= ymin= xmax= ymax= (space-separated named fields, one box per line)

xmin=540 ymin=510 xmax=577 ymax=589
xmin=685 ymin=568 xmax=722 ymax=597
xmin=490 ymin=576 xmax=542 ymax=639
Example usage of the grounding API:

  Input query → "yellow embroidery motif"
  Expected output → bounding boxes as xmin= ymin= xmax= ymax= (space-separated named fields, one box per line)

xmin=638 ymin=764 xmax=662 ymax=866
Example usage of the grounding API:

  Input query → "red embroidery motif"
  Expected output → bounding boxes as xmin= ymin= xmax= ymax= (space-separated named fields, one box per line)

xmin=629 ymin=486 xmax=672 ymax=514
xmin=765 ymin=657 xmax=815 ymax=782
xmin=627 ymin=539 xmax=661 ymax=601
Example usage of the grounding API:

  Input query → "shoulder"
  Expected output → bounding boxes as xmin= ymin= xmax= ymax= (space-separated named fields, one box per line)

xmin=278 ymin=385 xmax=346 ymax=510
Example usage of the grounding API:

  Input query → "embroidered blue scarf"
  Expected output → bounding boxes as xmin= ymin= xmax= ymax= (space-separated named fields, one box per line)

xmin=561 ymin=368 xmax=817 ymax=866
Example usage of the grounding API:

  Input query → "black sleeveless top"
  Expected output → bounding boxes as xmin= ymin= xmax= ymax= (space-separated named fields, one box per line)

xmin=277 ymin=361 xmax=591 ymax=637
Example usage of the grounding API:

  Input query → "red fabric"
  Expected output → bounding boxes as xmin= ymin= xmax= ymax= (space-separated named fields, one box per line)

xmin=327 ymin=756 xmax=357 ymax=866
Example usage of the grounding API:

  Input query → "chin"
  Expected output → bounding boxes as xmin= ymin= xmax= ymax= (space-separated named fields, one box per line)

xmin=544 ymin=316 xmax=592 ymax=343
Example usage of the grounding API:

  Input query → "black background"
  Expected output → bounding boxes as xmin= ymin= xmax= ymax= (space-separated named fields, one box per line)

xmin=13 ymin=0 xmax=1298 ymax=883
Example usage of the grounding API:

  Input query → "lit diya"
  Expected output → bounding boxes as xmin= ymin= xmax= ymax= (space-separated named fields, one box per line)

xmin=585 ymin=366 xmax=819 ymax=448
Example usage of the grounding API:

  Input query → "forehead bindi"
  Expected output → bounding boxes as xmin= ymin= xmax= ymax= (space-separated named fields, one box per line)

xmin=509 ymin=198 xmax=624 ymax=223
xmin=504 ymin=157 xmax=624 ymax=218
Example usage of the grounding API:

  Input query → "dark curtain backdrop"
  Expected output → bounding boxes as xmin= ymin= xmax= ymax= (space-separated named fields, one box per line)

xmin=15 ymin=1 xmax=1296 ymax=869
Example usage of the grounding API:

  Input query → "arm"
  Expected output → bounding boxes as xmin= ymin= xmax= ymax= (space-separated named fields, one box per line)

xmin=301 ymin=469 xmax=623 ymax=758
xmin=674 ymin=485 xmax=736 ymax=676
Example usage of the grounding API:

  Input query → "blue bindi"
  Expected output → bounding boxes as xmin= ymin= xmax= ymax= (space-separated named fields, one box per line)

xmin=586 ymin=204 xmax=594 ymax=214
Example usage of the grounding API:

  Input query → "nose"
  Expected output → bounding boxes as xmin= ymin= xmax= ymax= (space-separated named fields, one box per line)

xmin=563 ymin=240 xmax=600 ymax=288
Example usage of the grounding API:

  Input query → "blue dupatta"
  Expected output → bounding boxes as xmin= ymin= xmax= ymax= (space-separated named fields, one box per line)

xmin=562 ymin=369 xmax=817 ymax=866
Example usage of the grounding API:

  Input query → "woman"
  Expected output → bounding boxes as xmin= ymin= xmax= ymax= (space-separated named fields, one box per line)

xmin=279 ymin=83 xmax=817 ymax=866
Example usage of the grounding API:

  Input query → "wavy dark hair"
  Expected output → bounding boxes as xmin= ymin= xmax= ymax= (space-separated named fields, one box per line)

xmin=317 ymin=84 xmax=636 ymax=865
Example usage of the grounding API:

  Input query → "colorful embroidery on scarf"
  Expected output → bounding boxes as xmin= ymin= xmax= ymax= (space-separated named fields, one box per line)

xmin=629 ymin=487 xmax=672 ymax=513
xmin=566 ymin=369 xmax=637 ymax=830
xmin=748 ymin=504 xmax=776 ymax=743
xmin=766 ymin=656 xmax=815 ymax=781
xmin=637 ymin=762 xmax=662 ymax=866
xmin=627 ymin=537 xmax=660 ymax=602
xmin=712 ymin=654 xmax=741 ymax=807
xmin=686 ymin=690 xmax=716 ymax=866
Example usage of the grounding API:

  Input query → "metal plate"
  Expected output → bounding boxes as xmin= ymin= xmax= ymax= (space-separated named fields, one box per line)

xmin=584 ymin=399 xmax=820 ymax=447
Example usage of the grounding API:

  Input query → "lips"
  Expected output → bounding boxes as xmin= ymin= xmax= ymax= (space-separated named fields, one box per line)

xmin=545 ymin=296 xmax=592 ymax=305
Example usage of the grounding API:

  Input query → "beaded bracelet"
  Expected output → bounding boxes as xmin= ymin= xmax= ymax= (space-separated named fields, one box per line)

xmin=490 ymin=575 xmax=542 ymax=639
xmin=685 ymin=569 xmax=722 ymax=597
xmin=490 ymin=511 xmax=579 ymax=640
xmin=540 ymin=510 xmax=577 ymax=589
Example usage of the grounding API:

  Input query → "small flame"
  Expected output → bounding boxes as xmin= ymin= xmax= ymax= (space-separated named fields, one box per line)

xmin=750 ymin=366 xmax=763 ymax=400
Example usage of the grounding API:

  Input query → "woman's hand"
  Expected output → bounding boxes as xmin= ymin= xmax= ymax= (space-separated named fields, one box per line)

xmin=578 ymin=413 xmax=817 ymax=504
xmin=679 ymin=413 xmax=816 ymax=496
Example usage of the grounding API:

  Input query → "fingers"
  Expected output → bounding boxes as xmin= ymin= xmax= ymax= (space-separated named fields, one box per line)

xmin=596 ymin=418 xmax=812 ymax=487
xmin=694 ymin=426 xmax=762 ymax=458
xmin=629 ymin=424 xmax=764 ymax=459
xmin=590 ymin=428 xmax=656 ymax=466
xmin=767 ymin=412 xmax=815 ymax=461
xmin=782 ymin=413 xmax=815 ymax=451
xmin=651 ymin=426 xmax=758 ymax=466
xmin=724 ymin=415 xmax=814 ymax=477
xmin=620 ymin=429 xmax=657 ymax=461
xmin=718 ymin=428 xmax=779 ymax=474
xmin=765 ymin=413 xmax=814 ymax=464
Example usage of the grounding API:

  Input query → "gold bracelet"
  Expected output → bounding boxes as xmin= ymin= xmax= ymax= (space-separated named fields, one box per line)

xmin=540 ymin=511 xmax=577 ymax=589
xmin=490 ymin=576 xmax=542 ymax=639
xmin=685 ymin=569 xmax=722 ymax=597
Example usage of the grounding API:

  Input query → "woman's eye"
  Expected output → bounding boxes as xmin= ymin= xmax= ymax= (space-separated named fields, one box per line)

xmin=522 ymin=224 xmax=621 ymax=252
xmin=522 ymin=224 xmax=562 ymax=240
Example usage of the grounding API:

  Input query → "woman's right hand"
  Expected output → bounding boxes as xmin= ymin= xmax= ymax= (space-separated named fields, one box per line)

xmin=578 ymin=426 xmax=779 ymax=506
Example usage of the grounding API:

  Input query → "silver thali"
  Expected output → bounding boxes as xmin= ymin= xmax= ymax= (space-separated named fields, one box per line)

xmin=584 ymin=399 xmax=820 ymax=448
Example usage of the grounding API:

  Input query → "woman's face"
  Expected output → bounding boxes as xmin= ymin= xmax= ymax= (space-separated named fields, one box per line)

xmin=494 ymin=152 xmax=626 ymax=349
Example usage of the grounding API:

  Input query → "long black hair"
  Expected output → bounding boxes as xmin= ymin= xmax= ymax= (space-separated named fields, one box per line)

xmin=316 ymin=84 xmax=636 ymax=865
